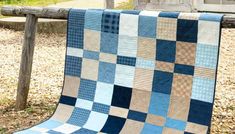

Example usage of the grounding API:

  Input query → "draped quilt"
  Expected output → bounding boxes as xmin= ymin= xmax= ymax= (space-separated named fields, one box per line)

xmin=16 ymin=9 xmax=223 ymax=134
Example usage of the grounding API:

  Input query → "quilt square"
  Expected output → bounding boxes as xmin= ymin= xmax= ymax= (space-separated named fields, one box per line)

xmin=174 ymin=64 xmax=194 ymax=76
xmin=119 ymin=13 xmax=139 ymax=36
xmin=101 ymin=115 xmax=126 ymax=134
xmin=155 ymin=61 xmax=175 ymax=73
xmin=84 ymin=9 xmax=103 ymax=31
xmin=118 ymin=35 xmax=138 ymax=57
xmin=114 ymin=64 xmax=135 ymax=88
xmin=142 ymin=123 xmax=163 ymax=134
xmin=194 ymin=67 xmax=216 ymax=79
xmin=99 ymin=52 xmax=117 ymax=64
xmin=36 ymin=120 xmax=63 ymax=130
xmin=84 ymin=29 xmax=100 ymax=52
xmin=162 ymin=127 xmax=184 ymax=134
xmin=138 ymin=15 xmax=157 ymax=38
xmin=117 ymin=56 xmax=136 ymax=66
xmin=177 ymin=19 xmax=198 ymax=43
xmin=120 ymin=119 xmax=144 ymax=134
xmin=156 ymin=40 xmax=176 ymax=63
xmin=65 ymin=56 xmax=82 ymax=77
xmin=98 ymin=62 xmax=116 ymax=84
xmin=130 ymin=89 xmax=151 ymax=113
xmin=109 ymin=106 xmax=129 ymax=118
xmin=188 ymin=99 xmax=213 ymax=126
xmin=101 ymin=11 xmax=120 ymax=34
xmin=111 ymin=85 xmax=132 ymax=109
xmin=137 ymin=37 xmax=156 ymax=60
xmin=100 ymin=32 xmax=118 ymax=54
xmin=133 ymin=68 xmax=154 ymax=92
xmin=81 ymin=59 xmax=99 ymax=81
xmin=78 ymin=79 xmax=96 ymax=101
xmin=75 ymin=98 xmax=93 ymax=110
xmin=51 ymin=104 xmax=74 ymax=122
xmin=59 ymin=95 xmax=76 ymax=106
xmin=94 ymin=82 xmax=114 ymax=105
xmin=157 ymin=18 xmax=177 ymax=41
xmin=164 ymin=118 xmax=186 ymax=131
xmin=149 ymin=92 xmax=170 ymax=117
xmin=63 ymin=76 xmax=80 ymax=98
xmin=146 ymin=114 xmax=166 ymax=126
xmin=152 ymin=70 xmax=173 ymax=94
xmin=73 ymin=128 xmax=97 ymax=134
xmin=175 ymin=41 xmax=196 ymax=66
xmin=178 ymin=13 xmax=200 ymax=20
xmin=92 ymin=102 xmax=110 ymax=114
xmin=159 ymin=12 xmax=179 ymax=18
xmin=83 ymin=50 xmax=99 ymax=60
xmin=67 ymin=107 xmax=90 ymax=126
xmin=136 ymin=58 xmax=155 ymax=70
xmin=52 ymin=123 xmax=80 ymax=134
xmin=127 ymin=110 xmax=147 ymax=122
xmin=185 ymin=122 xmax=208 ymax=134
xmin=67 ymin=47 xmax=83 ymax=58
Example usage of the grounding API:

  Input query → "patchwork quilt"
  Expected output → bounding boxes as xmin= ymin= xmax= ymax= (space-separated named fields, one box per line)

xmin=16 ymin=9 xmax=223 ymax=134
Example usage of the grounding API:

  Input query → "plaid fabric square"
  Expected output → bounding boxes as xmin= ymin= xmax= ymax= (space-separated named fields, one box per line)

xmin=15 ymin=9 xmax=223 ymax=134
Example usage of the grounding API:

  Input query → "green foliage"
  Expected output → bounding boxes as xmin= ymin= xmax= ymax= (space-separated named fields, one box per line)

xmin=115 ymin=0 xmax=134 ymax=10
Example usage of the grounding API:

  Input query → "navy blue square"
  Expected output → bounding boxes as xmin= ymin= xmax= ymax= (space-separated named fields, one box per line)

xmin=111 ymin=85 xmax=132 ymax=109
xmin=152 ymin=70 xmax=173 ymax=94
xmin=127 ymin=110 xmax=147 ymax=122
xmin=184 ymin=132 xmax=194 ymax=134
xmin=156 ymin=40 xmax=176 ymax=63
xmin=177 ymin=19 xmax=198 ymax=43
xmin=101 ymin=115 xmax=126 ymax=134
xmin=117 ymin=56 xmax=136 ymax=66
xmin=188 ymin=99 xmax=213 ymax=126
xmin=59 ymin=95 xmax=76 ymax=106
xmin=174 ymin=64 xmax=194 ymax=75
xmin=65 ymin=56 xmax=82 ymax=77
xmin=101 ymin=11 xmax=120 ymax=34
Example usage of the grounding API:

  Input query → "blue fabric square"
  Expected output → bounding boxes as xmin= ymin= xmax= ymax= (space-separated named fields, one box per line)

xmin=47 ymin=130 xmax=62 ymax=134
xmin=72 ymin=128 xmax=97 ymax=134
xmin=101 ymin=115 xmax=126 ymax=134
xmin=188 ymin=99 xmax=213 ymax=126
xmin=67 ymin=9 xmax=86 ymax=48
xmin=174 ymin=64 xmax=194 ymax=75
xmin=67 ymin=107 xmax=91 ymax=126
xmin=101 ymin=11 xmax=120 ymax=34
xmin=59 ymin=95 xmax=76 ymax=106
xmin=100 ymin=32 xmax=118 ymax=54
xmin=111 ymin=85 xmax=132 ymax=109
xmin=141 ymin=123 xmax=163 ymax=134
xmin=117 ymin=56 xmax=136 ymax=66
xmin=85 ymin=9 xmax=103 ymax=31
xmin=159 ymin=12 xmax=179 ymax=18
xmin=65 ymin=56 xmax=82 ymax=77
xmin=152 ymin=71 xmax=173 ymax=94
xmin=165 ymin=118 xmax=186 ymax=131
xmin=177 ymin=19 xmax=198 ymax=43
xmin=149 ymin=92 xmax=170 ymax=117
xmin=121 ymin=10 xmax=141 ymax=15
xmin=83 ymin=50 xmax=99 ymax=60
xmin=98 ymin=62 xmax=116 ymax=84
xmin=139 ymin=15 xmax=157 ymax=38
xmin=92 ymin=102 xmax=110 ymax=114
xmin=195 ymin=44 xmax=219 ymax=69
xmin=156 ymin=40 xmax=176 ymax=63
xmin=37 ymin=120 xmax=63 ymax=130
xmin=127 ymin=110 xmax=147 ymax=122
xmin=199 ymin=13 xmax=224 ymax=22
xmin=16 ymin=130 xmax=42 ymax=134
xmin=78 ymin=79 xmax=96 ymax=101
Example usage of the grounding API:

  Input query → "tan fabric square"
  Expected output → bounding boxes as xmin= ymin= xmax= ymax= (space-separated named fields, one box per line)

xmin=168 ymin=96 xmax=190 ymax=121
xmin=120 ymin=119 xmax=144 ymax=134
xmin=194 ymin=67 xmax=216 ymax=79
xmin=155 ymin=61 xmax=174 ymax=73
xmin=109 ymin=106 xmax=129 ymax=118
xmin=176 ymin=42 xmax=196 ymax=66
xmin=185 ymin=122 xmax=208 ymax=134
xmin=157 ymin=17 xmax=177 ymax=41
xmin=133 ymin=68 xmax=154 ymax=91
xmin=99 ymin=52 xmax=117 ymax=64
xmin=51 ymin=104 xmax=74 ymax=122
xmin=171 ymin=74 xmax=193 ymax=98
xmin=162 ymin=127 xmax=184 ymax=134
xmin=63 ymin=76 xmax=80 ymax=98
xmin=137 ymin=37 xmax=156 ymax=60
xmin=81 ymin=59 xmax=99 ymax=81
xmin=130 ymin=89 xmax=151 ymax=113
xmin=84 ymin=29 xmax=100 ymax=52
xmin=178 ymin=13 xmax=200 ymax=20
xmin=146 ymin=114 xmax=165 ymax=126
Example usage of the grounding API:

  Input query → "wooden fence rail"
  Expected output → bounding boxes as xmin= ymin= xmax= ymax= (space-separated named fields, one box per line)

xmin=1 ymin=6 xmax=235 ymax=110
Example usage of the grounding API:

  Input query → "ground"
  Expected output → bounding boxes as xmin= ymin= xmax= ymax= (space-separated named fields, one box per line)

xmin=0 ymin=28 xmax=234 ymax=134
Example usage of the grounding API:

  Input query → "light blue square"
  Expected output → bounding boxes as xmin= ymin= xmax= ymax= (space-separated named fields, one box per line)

xmin=141 ymin=123 xmax=163 ymax=134
xmin=165 ymin=118 xmax=186 ymax=131
xmin=148 ymin=92 xmax=170 ymax=117
xmin=139 ymin=15 xmax=157 ymax=38
xmin=118 ymin=35 xmax=138 ymax=57
xmin=98 ymin=62 xmax=116 ymax=84
xmin=101 ymin=32 xmax=118 ymax=54
xmin=15 ymin=130 xmax=42 ymax=134
xmin=136 ymin=58 xmax=155 ymax=70
xmin=37 ymin=119 xmax=63 ymax=130
xmin=195 ymin=43 xmax=218 ymax=69
xmin=114 ymin=64 xmax=135 ymax=88
xmin=83 ymin=50 xmax=99 ymax=60
xmin=199 ymin=13 xmax=223 ymax=22
xmin=67 ymin=108 xmax=90 ymax=127
xmin=191 ymin=77 xmax=215 ymax=103
xmin=94 ymin=82 xmax=114 ymax=105
xmin=85 ymin=10 xmax=103 ymax=31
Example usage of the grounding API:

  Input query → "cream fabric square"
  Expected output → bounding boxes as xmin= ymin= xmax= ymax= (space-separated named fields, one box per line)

xmin=109 ymin=106 xmax=129 ymax=118
xmin=51 ymin=104 xmax=74 ymax=122
xmin=119 ymin=13 xmax=139 ymax=36
xmin=157 ymin=17 xmax=177 ymax=41
xmin=67 ymin=47 xmax=83 ymax=58
xmin=120 ymin=119 xmax=144 ymax=134
xmin=81 ymin=59 xmax=99 ymax=81
xmin=84 ymin=29 xmax=100 ymax=52
xmin=178 ymin=13 xmax=200 ymax=20
xmin=185 ymin=122 xmax=208 ymax=134
xmin=63 ymin=76 xmax=80 ymax=98
xmin=198 ymin=20 xmax=220 ymax=45
xmin=133 ymin=68 xmax=154 ymax=91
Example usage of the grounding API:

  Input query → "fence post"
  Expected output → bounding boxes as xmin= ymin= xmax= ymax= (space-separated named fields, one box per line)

xmin=16 ymin=14 xmax=38 ymax=110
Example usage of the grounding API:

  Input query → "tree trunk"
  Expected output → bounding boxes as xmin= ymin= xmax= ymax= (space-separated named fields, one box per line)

xmin=106 ymin=0 xmax=114 ymax=9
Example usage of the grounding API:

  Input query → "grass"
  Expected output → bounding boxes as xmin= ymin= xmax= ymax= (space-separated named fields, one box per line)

xmin=115 ymin=0 xmax=134 ymax=10
xmin=0 ymin=0 xmax=71 ymax=7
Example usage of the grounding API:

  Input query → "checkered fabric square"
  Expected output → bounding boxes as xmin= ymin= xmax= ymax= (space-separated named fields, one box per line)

xmin=15 ymin=9 xmax=223 ymax=134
